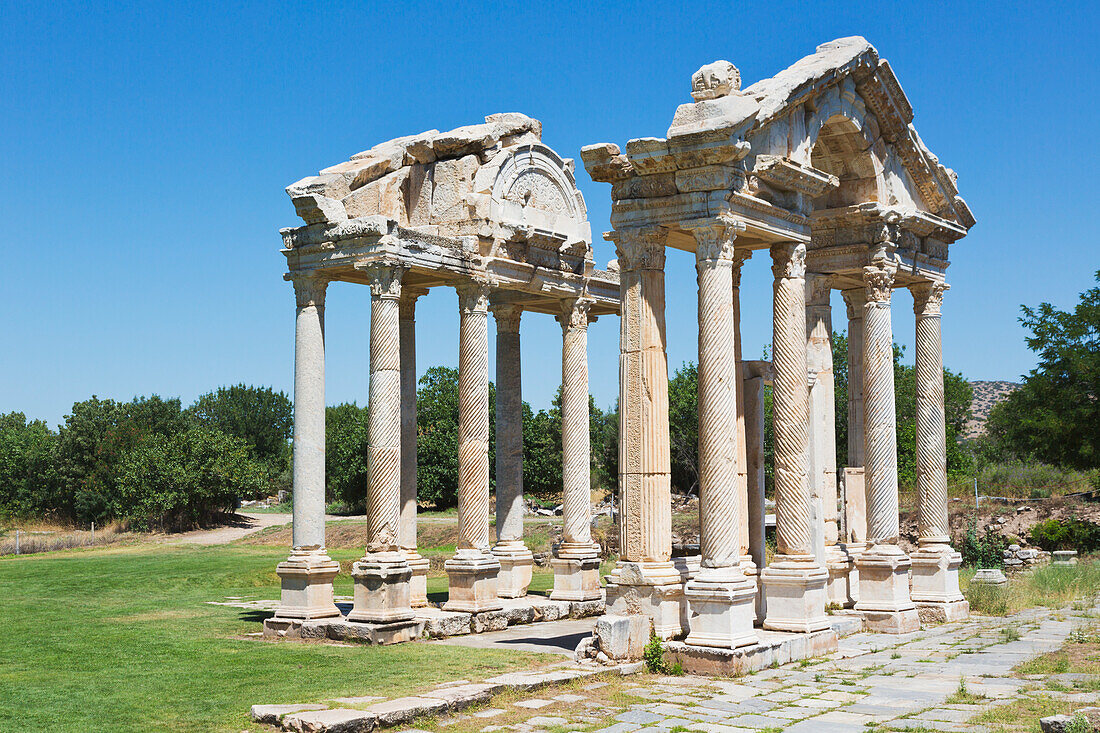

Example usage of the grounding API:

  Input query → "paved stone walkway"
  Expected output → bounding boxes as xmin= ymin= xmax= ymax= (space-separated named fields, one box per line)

xmin=413 ymin=608 xmax=1083 ymax=733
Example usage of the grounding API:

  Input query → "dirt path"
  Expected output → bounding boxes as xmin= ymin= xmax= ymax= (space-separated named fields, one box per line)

xmin=166 ymin=512 xmax=296 ymax=546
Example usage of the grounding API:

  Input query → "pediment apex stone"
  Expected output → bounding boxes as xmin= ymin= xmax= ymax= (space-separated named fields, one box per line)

xmin=691 ymin=60 xmax=741 ymax=101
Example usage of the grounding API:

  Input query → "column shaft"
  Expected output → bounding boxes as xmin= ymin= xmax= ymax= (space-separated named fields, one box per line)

xmin=492 ymin=305 xmax=525 ymax=546
xmin=559 ymin=298 xmax=596 ymax=554
xmin=457 ymin=284 xmax=492 ymax=553
xmin=912 ymin=283 xmax=951 ymax=545
xmin=743 ymin=375 xmax=767 ymax=572
xmin=842 ymin=289 xmax=866 ymax=468
xmin=806 ymin=275 xmax=839 ymax=551
xmin=862 ymin=265 xmax=900 ymax=545
xmin=399 ymin=287 xmax=429 ymax=608
xmin=732 ymin=252 xmax=752 ymax=563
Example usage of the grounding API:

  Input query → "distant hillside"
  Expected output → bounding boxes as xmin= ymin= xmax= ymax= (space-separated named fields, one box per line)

xmin=964 ymin=380 xmax=1021 ymax=439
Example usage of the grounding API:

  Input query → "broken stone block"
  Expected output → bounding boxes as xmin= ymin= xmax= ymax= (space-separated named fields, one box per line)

xmin=250 ymin=703 xmax=327 ymax=726
xmin=282 ymin=707 xmax=376 ymax=733
xmin=595 ymin=614 xmax=651 ymax=660
xmin=971 ymin=568 xmax=1008 ymax=585
xmin=365 ymin=696 xmax=449 ymax=727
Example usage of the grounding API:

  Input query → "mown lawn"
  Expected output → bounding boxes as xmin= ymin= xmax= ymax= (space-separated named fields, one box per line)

xmin=0 ymin=545 xmax=553 ymax=732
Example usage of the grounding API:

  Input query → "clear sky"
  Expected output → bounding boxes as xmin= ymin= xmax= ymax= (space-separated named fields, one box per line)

xmin=3 ymin=1 xmax=1098 ymax=427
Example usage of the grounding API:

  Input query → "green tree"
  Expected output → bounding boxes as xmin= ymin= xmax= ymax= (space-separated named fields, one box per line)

xmin=668 ymin=362 xmax=699 ymax=494
xmin=118 ymin=426 xmax=265 ymax=531
xmin=522 ymin=400 xmax=561 ymax=498
xmin=325 ymin=402 xmax=369 ymax=510
xmin=985 ymin=272 xmax=1100 ymax=469
xmin=187 ymin=384 xmax=292 ymax=474
xmin=0 ymin=413 xmax=59 ymax=518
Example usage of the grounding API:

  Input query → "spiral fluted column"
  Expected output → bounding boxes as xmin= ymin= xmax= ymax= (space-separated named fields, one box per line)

xmin=842 ymin=289 xmax=867 ymax=469
xmin=732 ymin=250 xmax=754 ymax=573
xmin=274 ymin=273 xmax=340 ymax=621
xmin=444 ymin=282 xmax=501 ymax=612
xmin=761 ymin=243 xmax=829 ymax=633
xmin=683 ymin=216 xmax=756 ymax=649
xmin=552 ymin=297 xmax=602 ymax=601
xmin=399 ymin=285 xmax=429 ymax=608
xmin=604 ymin=225 xmax=682 ymax=640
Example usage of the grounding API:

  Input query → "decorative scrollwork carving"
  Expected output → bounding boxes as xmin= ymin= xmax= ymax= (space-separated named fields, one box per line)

xmin=490 ymin=303 xmax=523 ymax=333
xmin=863 ymin=264 xmax=896 ymax=303
xmin=770 ymin=242 xmax=807 ymax=280
xmin=289 ymin=272 xmax=329 ymax=309
xmin=557 ymin=297 xmax=595 ymax=332
xmin=911 ymin=281 xmax=949 ymax=316
xmin=615 ymin=227 xmax=667 ymax=271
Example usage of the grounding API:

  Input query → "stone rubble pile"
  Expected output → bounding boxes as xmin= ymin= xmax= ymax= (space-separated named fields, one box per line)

xmin=1003 ymin=543 xmax=1051 ymax=571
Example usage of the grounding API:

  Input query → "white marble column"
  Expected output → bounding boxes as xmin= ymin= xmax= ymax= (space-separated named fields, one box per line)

xmin=398 ymin=286 xmax=430 ymax=608
xmin=552 ymin=297 xmax=603 ymax=602
xmin=909 ymin=282 xmax=968 ymax=621
xmin=683 ymin=217 xmax=757 ymax=649
xmin=760 ymin=243 xmax=829 ymax=633
xmin=274 ymin=273 xmax=340 ymax=620
xmin=444 ymin=282 xmax=502 ymax=613
xmin=605 ymin=226 xmax=683 ymax=639
xmin=490 ymin=303 xmax=534 ymax=598
xmin=743 ymin=372 xmax=767 ymax=622
xmin=732 ymin=250 xmax=756 ymax=585
xmin=854 ymin=255 xmax=919 ymax=632
xmin=350 ymin=265 xmax=415 ymax=623
xmin=841 ymin=288 xmax=868 ymax=603
xmin=806 ymin=275 xmax=854 ymax=607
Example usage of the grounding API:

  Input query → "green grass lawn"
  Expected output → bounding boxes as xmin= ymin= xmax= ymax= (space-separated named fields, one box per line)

xmin=0 ymin=545 xmax=554 ymax=732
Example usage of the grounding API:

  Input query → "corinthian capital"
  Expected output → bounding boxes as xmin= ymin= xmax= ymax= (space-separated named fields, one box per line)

xmin=490 ymin=303 xmax=523 ymax=333
xmin=863 ymin=264 xmax=897 ymax=304
xmin=288 ymin=272 xmax=329 ymax=309
xmin=398 ymin=285 xmax=429 ymax=320
xmin=770 ymin=242 xmax=807 ymax=280
xmin=911 ymin=281 xmax=949 ymax=316
xmin=362 ymin=264 xmax=406 ymax=300
xmin=806 ymin=273 xmax=833 ymax=307
xmin=557 ymin=297 xmax=595 ymax=332
xmin=456 ymin=281 xmax=491 ymax=314
xmin=614 ymin=226 xmax=668 ymax=271
xmin=688 ymin=214 xmax=747 ymax=263
xmin=841 ymin=288 xmax=866 ymax=320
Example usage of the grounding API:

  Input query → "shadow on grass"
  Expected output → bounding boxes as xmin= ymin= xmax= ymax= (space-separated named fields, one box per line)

xmin=427 ymin=591 xmax=449 ymax=605
xmin=239 ymin=610 xmax=275 ymax=623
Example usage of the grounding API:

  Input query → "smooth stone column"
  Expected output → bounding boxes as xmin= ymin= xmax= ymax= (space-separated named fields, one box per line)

xmin=552 ymin=297 xmax=602 ymax=602
xmin=760 ymin=243 xmax=829 ymax=633
xmin=349 ymin=265 xmax=415 ymax=624
xmin=841 ymin=288 xmax=868 ymax=601
xmin=683 ymin=218 xmax=757 ymax=649
xmin=398 ymin=286 xmax=429 ymax=608
xmin=490 ymin=303 xmax=534 ymax=598
xmin=605 ymin=226 xmax=683 ymax=639
xmin=744 ymin=372 xmax=767 ymax=622
xmin=909 ymin=282 xmax=968 ymax=622
xmin=807 ymin=275 xmax=854 ymax=608
xmin=444 ymin=282 xmax=502 ymax=613
xmin=854 ymin=257 xmax=918 ymax=633
xmin=732 ymin=250 xmax=757 ymax=590
xmin=274 ymin=273 xmax=340 ymax=620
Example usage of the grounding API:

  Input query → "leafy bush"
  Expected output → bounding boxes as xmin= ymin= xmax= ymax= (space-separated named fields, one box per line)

xmin=326 ymin=403 xmax=369 ymax=510
xmin=958 ymin=519 xmax=1008 ymax=568
xmin=1029 ymin=518 xmax=1100 ymax=553
xmin=118 ymin=427 xmax=264 ymax=531
xmin=643 ymin=632 xmax=682 ymax=675
xmin=187 ymin=384 xmax=292 ymax=481
xmin=0 ymin=413 xmax=59 ymax=518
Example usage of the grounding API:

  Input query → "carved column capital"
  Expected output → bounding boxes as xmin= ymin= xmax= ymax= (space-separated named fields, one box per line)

xmin=398 ymin=286 xmax=428 ymax=320
xmin=731 ymin=249 xmax=752 ymax=288
xmin=770 ymin=242 xmax=807 ymax=280
xmin=557 ymin=297 xmax=595 ymax=332
xmin=911 ymin=281 xmax=949 ymax=317
xmin=362 ymin=264 xmax=406 ymax=300
xmin=688 ymin=214 xmax=747 ymax=263
xmin=862 ymin=264 xmax=896 ymax=304
xmin=490 ymin=303 xmax=523 ymax=333
xmin=456 ymin=281 xmax=491 ymax=314
xmin=615 ymin=226 xmax=668 ymax=271
xmin=806 ymin=273 xmax=833 ymax=308
xmin=841 ymin=288 xmax=866 ymax=320
xmin=288 ymin=272 xmax=329 ymax=309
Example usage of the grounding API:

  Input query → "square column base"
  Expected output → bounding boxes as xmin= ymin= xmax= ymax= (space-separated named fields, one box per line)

xmin=274 ymin=549 xmax=341 ymax=620
xmin=844 ymin=542 xmax=867 ymax=606
xmin=604 ymin=561 xmax=684 ymax=639
xmin=684 ymin=568 xmax=758 ymax=649
xmin=855 ymin=544 xmax=919 ymax=633
xmin=347 ymin=552 xmax=415 ymax=623
xmin=404 ymin=550 xmax=430 ymax=608
xmin=550 ymin=556 xmax=602 ymax=601
xmin=825 ymin=545 xmax=856 ymax=608
xmin=492 ymin=542 xmax=534 ymax=599
xmin=910 ymin=545 xmax=965 ymax=604
xmin=761 ymin=559 xmax=830 ymax=633
xmin=444 ymin=551 xmax=502 ymax=613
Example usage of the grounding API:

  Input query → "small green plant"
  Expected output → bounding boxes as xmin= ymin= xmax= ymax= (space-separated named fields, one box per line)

xmin=944 ymin=676 xmax=986 ymax=705
xmin=891 ymin=651 xmax=901 ymax=659
xmin=642 ymin=632 xmax=683 ymax=675
xmin=825 ymin=602 xmax=842 ymax=614
xmin=1065 ymin=712 xmax=1091 ymax=733
xmin=1031 ymin=518 xmax=1100 ymax=553
xmin=814 ymin=673 xmax=825 ymax=682
xmin=1000 ymin=625 xmax=1021 ymax=642
xmin=957 ymin=518 xmax=1008 ymax=568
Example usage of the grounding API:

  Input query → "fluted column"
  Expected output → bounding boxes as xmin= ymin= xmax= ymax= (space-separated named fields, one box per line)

xmin=552 ymin=297 xmax=602 ymax=601
xmin=743 ymin=373 xmax=767 ymax=621
xmin=605 ymin=226 xmax=682 ymax=639
xmin=732 ymin=250 xmax=754 ymax=577
xmin=909 ymin=281 xmax=967 ymax=618
xmin=854 ymin=249 xmax=918 ymax=631
xmin=274 ymin=273 xmax=340 ymax=621
xmin=842 ymin=289 xmax=866 ymax=469
xmin=399 ymin=286 xmax=429 ymax=607
xmin=760 ymin=243 xmax=829 ymax=633
xmin=683 ymin=216 xmax=756 ymax=649
xmin=444 ymin=282 xmax=502 ymax=613
xmin=491 ymin=303 xmax=534 ymax=598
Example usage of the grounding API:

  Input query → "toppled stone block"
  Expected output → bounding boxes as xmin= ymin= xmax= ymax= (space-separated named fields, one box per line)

xmin=292 ymin=194 xmax=348 ymax=225
xmin=365 ymin=696 xmax=449 ymax=727
xmin=595 ymin=614 xmax=651 ymax=660
xmin=569 ymin=599 xmax=605 ymax=618
xmin=971 ymin=568 xmax=1008 ymax=585
xmin=282 ymin=707 xmax=376 ymax=733
xmin=421 ymin=683 xmax=497 ymax=711
xmin=471 ymin=609 xmax=509 ymax=633
xmin=420 ymin=610 xmax=471 ymax=638
xmin=1054 ymin=550 xmax=1079 ymax=566
xmin=250 ymin=703 xmax=327 ymax=725
xmin=1040 ymin=708 xmax=1100 ymax=732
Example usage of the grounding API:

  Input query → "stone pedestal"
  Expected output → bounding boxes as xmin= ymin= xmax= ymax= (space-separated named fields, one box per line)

xmin=855 ymin=544 xmax=920 ymax=633
xmin=825 ymin=544 xmax=856 ymax=608
xmin=348 ymin=553 xmax=416 ymax=623
xmin=685 ymin=568 xmax=757 ymax=648
xmin=274 ymin=549 xmax=341 ymax=620
xmin=911 ymin=545 xmax=968 ymax=621
xmin=761 ymin=560 xmax=830 ymax=633
xmin=444 ymin=551 xmax=503 ymax=613
xmin=405 ymin=550 xmax=430 ymax=608
xmin=550 ymin=556 xmax=602 ymax=601
xmin=843 ymin=541 xmax=866 ymax=606
xmin=493 ymin=541 xmax=535 ymax=599
xmin=604 ymin=561 xmax=683 ymax=639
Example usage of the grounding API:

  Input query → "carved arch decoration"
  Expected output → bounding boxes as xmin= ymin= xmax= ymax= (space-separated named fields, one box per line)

xmin=804 ymin=80 xmax=888 ymax=209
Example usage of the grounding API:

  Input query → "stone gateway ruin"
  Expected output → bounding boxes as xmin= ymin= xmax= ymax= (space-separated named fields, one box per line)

xmin=267 ymin=37 xmax=974 ymax=664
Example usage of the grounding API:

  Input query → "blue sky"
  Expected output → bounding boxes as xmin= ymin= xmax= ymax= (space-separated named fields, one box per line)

xmin=2 ymin=1 xmax=1098 ymax=427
